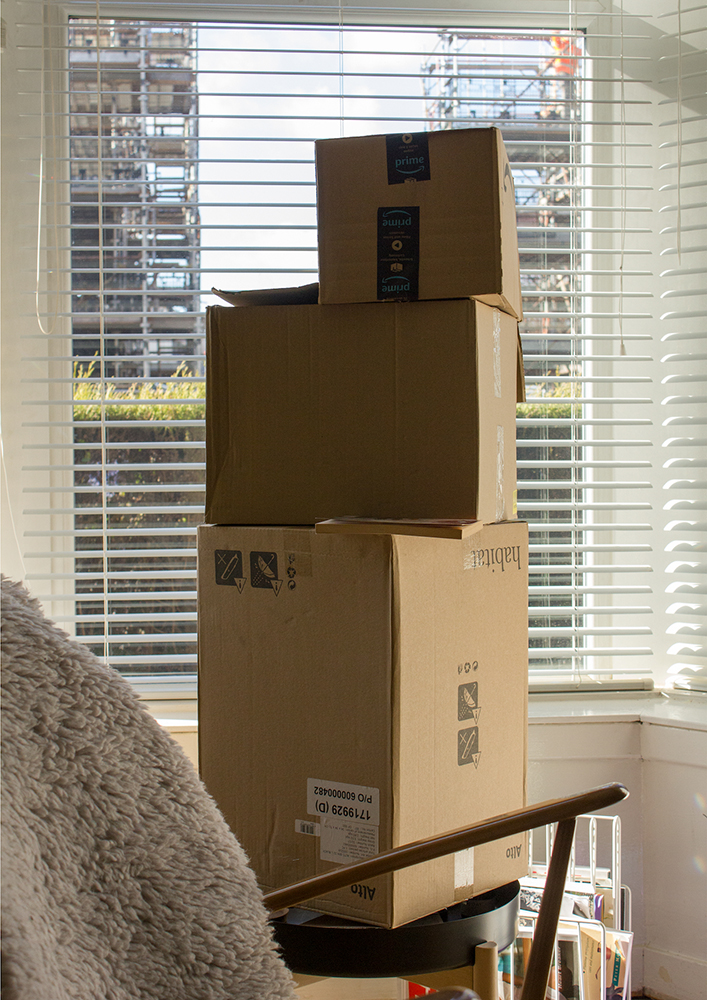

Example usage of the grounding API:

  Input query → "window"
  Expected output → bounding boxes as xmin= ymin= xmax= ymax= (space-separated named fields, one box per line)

xmin=3 ymin=1 xmax=705 ymax=692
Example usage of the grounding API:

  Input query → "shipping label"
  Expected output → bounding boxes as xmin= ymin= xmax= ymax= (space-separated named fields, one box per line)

xmin=307 ymin=778 xmax=380 ymax=825
xmin=377 ymin=206 xmax=420 ymax=300
xmin=295 ymin=818 xmax=320 ymax=836
xmin=308 ymin=778 xmax=381 ymax=866
xmin=319 ymin=816 xmax=379 ymax=865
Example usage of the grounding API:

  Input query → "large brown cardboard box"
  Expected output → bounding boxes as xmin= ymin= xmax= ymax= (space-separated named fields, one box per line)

xmin=206 ymin=298 xmax=520 ymax=525
xmin=198 ymin=520 xmax=529 ymax=928
xmin=316 ymin=127 xmax=522 ymax=320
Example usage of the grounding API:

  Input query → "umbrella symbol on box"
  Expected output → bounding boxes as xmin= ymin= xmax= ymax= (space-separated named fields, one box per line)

xmin=458 ymin=682 xmax=479 ymax=721
xmin=250 ymin=551 xmax=282 ymax=594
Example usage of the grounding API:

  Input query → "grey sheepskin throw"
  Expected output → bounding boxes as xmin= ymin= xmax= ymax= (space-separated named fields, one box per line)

xmin=0 ymin=576 xmax=295 ymax=1000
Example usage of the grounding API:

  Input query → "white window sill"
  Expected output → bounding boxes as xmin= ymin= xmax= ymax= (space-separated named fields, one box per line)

xmin=528 ymin=688 xmax=707 ymax=733
xmin=141 ymin=683 xmax=706 ymax=737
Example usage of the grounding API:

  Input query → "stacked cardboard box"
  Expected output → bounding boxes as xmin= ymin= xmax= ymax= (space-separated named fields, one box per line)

xmin=198 ymin=126 xmax=530 ymax=928
xmin=316 ymin=127 xmax=522 ymax=318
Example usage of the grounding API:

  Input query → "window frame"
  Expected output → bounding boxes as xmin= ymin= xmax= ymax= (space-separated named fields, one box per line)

xmin=3 ymin=0 xmax=703 ymax=694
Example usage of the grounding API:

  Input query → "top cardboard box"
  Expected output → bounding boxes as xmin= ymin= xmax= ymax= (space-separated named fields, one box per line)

xmin=316 ymin=127 xmax=523 ymax=320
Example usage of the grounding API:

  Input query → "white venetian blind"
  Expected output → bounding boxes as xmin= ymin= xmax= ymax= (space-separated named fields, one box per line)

xmin=657 ymin=4 xmax=707 ymax=692
xmin=7 ymin=0 xmax=661 ymax=686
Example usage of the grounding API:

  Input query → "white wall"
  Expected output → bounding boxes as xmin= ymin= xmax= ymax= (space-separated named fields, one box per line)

xmin=641 ymin=722 xmax=707 ymax=1000
xmin=528 ymin=693 xmax=707 ymax=1000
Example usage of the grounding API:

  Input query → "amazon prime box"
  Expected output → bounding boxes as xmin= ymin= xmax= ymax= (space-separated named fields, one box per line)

xmin=316 ymin=126 xmax=522 ymax=319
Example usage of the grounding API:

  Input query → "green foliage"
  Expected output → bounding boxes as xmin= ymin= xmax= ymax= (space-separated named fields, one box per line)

xmin=517 ymin=399 xmax=576 ymax=419
xmin=73 ymin=360 xmax=204 ymax=422
xmin=517 ymin=371 xmax=581 ymax=420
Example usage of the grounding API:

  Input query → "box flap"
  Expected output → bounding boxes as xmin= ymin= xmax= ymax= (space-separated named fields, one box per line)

xmin=211 ymin=283 xmax=319 ymax=307
xmin=494 ymin=127 xmax=524 ymax=321
xmin=315 ymin=518 xmax=484 ymax=539
xmin=517 ymin=329 xmax=527 ymax=403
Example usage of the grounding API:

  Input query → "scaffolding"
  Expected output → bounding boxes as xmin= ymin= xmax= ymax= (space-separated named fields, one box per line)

xmin=68 ymin=20 xmax=203 ymax=671
xmin=69 ymin=20 xmax=202 ymax=381
xmin=423 ymin=31 xmax=588 ymax=672
xmin=422 ymin=31 xmax=583 ymax=368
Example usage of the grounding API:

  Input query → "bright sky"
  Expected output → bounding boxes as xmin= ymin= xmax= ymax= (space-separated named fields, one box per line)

xmin=194 ymin=24 xmax=560 ymax=297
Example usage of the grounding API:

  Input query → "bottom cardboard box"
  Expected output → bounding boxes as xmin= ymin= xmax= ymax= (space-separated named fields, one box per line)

xmin=198 ymin=521 xmax=529 ymax=927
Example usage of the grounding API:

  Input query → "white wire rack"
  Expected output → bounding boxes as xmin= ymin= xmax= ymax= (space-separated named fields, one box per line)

xmin=508 ymin=812 xmax=632 ymax=1000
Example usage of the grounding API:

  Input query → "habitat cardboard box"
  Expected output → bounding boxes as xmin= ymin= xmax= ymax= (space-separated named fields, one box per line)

xmin=198 ymin=520 xmax=529 ymax=928
xmin=206 ymin=298 xmax=521 ymax=526
xmin=316 ymin=127 xmax=522 ymax=320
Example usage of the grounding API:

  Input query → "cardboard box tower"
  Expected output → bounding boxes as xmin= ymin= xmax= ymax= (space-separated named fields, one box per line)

xmin=198 ymin=126 xmax=530 ymax=928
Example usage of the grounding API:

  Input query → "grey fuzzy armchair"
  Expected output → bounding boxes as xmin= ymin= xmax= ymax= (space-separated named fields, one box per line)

xmin=0 ymin=576 xmax=295 ymax=1000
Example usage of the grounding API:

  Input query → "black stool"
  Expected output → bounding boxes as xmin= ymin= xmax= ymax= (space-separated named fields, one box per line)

xmin=273 ymin=880 xmax=518 ymax=988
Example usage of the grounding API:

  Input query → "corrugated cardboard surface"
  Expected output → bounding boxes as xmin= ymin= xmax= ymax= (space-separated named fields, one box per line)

xmin=205 ymin=299 xmax=518 ymax=525
xmin=198 ymin=521 xmax=529 ymax=927
xmin=316 ymin=127 xmax=522 ymax=320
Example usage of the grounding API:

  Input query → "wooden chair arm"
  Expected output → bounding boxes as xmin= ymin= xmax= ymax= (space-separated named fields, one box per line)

xmin=263 ymin=783 xmax=628 ymax=912
xmin=264 ymin=783 xmax=628 ymax=1000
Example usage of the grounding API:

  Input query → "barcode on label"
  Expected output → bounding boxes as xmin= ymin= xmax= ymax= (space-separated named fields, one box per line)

xmin=295 ymin=819 xmax=320 ymax=837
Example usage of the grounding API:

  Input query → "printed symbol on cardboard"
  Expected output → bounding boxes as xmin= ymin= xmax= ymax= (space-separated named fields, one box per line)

xmin=287 ymin=580 xmax=296 ymax=591
xmin=381 ymin=208 xmax=414 ymax=227
xmin=458 ymin=727 xmax=480 ymax=768
xmin=392 ymin=239 xmax=403 ymax=251
xmin=250 ymin=551 xmax=282 ymax=595
xmin=215 ymin=549 xmax=246 ymax=591
xmin=385 ymin=133 xmax=431 ymax=184
xmin=381 ymin=276 xmax=411 ymax=294
xmin=458 ymin=682 xmax=479 ymax=722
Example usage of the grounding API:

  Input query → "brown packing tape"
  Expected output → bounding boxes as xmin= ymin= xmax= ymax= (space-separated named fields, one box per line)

xmin=284 ymin=528 xmax=313 ymax=578
xmin=283 ymin=528 xmax=313 ymax=554
xmin=496 ymin=425 xmax=505 ymax=522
